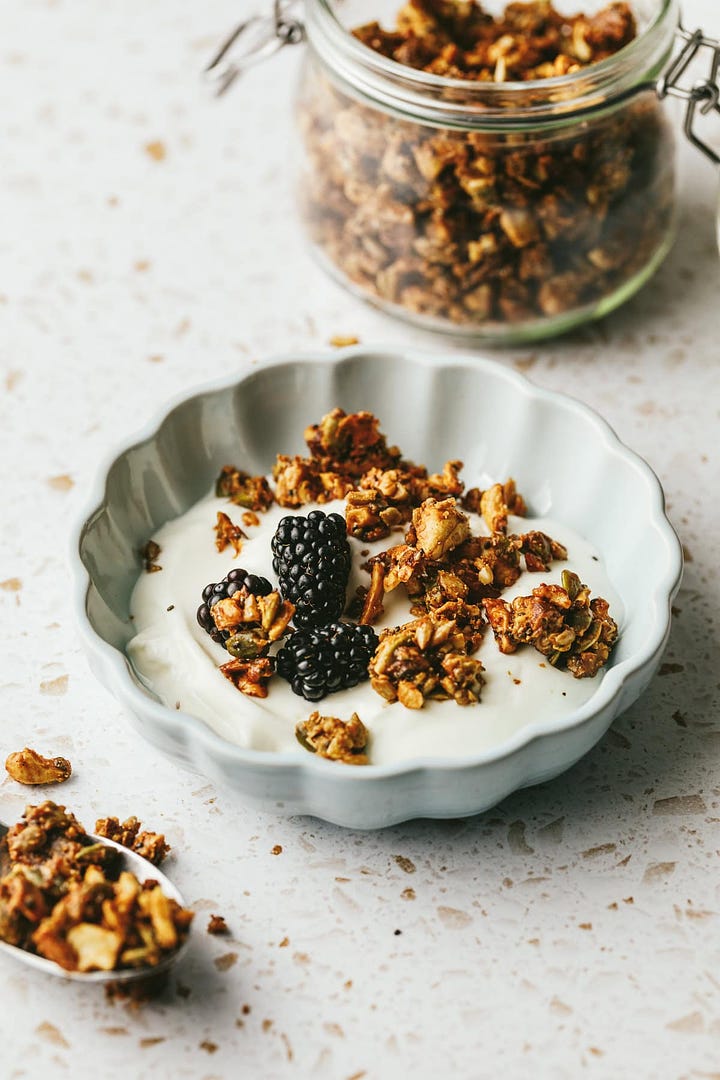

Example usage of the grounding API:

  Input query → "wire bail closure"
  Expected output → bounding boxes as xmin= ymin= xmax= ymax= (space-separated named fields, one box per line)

xmin=658 ymin=25 xmax=720 ymax=166
xmin=204 ymin=0 xmax=304 ymax=96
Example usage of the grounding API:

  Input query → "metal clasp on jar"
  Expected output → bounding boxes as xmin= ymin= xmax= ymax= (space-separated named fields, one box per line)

xmin=204 ymin=0 xmax=304 ymax=95
xmin=658 ymin=24 xmax=720 ymax=165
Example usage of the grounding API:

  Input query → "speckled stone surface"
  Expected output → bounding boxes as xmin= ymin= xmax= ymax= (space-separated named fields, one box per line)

xmin=1 ymin=2 xmax=719 ymax=1077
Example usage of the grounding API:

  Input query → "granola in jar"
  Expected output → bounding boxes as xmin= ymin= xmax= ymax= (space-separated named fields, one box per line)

xmin=296 ymin=0 xmax=676 ymax=339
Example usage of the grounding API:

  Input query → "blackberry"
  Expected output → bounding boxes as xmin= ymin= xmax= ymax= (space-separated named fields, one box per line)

xmin=271 ymin=510 xmax=351 ymax=629
xmin=276 ymin=622 xmax=378 ymax=702
xmin=196 ymin=567 xmax=273 ymax=647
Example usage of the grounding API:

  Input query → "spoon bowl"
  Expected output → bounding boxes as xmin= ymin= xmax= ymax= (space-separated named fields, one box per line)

xmin=0 ymin=821 xmax=191 ymax=982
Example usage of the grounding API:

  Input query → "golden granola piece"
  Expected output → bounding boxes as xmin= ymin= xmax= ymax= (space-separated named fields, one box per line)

xmin=66 ymin=923 xmax=122 ymax=972
xmin=369 ymin=616 xmax=484 ymax=708
xmin=411 ymin=498 xmax=470 ymax=560
xmin=214 ymin=511 xmax=247 ymax=556
xmin=140 ymin=540 xmax=162 ymax=573
xmin=304 ymin=408 xmax=402 ymax=478
xmin=272 ymin=454 xmax=353 ymax=508
xmin=378 ymin=543 xmax=426 ymax=595
xmin=220 ymin=657 xmax=275 ymax=698
xmin=464 ymin=478 xmax=527 ymax=531
xmin=413 ymin=460 xmax=465 ymax=503
xmin=296 ymin=711 xmax=369 ymax=764
xmin=479 ymin=483 xmax=510 ymax=534
xmin=242 ymin=510 xmax=260 ymax=528
xmin=5 ymin=748 xmax=72 ymax=786
xmin=215 ymin=466 xmax=274 ymax=512
xmin=141 ymin=886 xmax=178 ymax=950
xmin=483 ymin=570 xmax=618 ymax=677
xmin=94 ymin=816 xmax=170 ymax=867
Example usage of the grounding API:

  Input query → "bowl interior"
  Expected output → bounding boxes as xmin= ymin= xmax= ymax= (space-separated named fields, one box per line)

xmin=79 ymin=350 xmax=679 ymax=698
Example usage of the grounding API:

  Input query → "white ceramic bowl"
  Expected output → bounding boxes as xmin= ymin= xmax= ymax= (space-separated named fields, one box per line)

xmin=73 ymin=348 xmax=682 ymax=828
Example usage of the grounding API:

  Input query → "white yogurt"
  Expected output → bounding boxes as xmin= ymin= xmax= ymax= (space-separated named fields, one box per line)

xmin=127 ymin=490 xmax=622 ymax=765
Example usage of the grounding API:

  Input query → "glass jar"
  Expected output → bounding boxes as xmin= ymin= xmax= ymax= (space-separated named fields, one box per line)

xmin=207 ymin=1 xmax=719 ymax=343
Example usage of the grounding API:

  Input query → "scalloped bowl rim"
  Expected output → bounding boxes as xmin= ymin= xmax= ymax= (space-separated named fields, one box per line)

xmin=72 ymin=347 xmax=683 ymax=783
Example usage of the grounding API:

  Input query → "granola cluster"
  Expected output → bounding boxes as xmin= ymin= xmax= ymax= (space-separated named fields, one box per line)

xmin=484 ymin=568 xmax=618 ymax=677
xmin=272 ymin=407 xmax=405 ymax=509
xmin=0 ymin=802 xmax=193 ymax=972
xmin=360 ymin=489 xmax=572 ymax=706
xmin=296 ymin=711 xmax=370 ymax=764
xmin=369 ymin=615 xmax=485 ymax=709
xmin=354 ymin=1 xmax=638 ymax=81
xmin=298 ymin=0 xmax=674 ymax=330
xmin=211 ymin=585 xmax=295 ymax=698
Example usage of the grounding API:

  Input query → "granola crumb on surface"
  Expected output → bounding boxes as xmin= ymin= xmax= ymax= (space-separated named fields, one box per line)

xmin=207 ymin=914 xmax=229 ymax=935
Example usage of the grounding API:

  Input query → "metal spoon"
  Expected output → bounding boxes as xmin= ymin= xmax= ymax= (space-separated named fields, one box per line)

xmin=0 ymin=820 xmax=190 ymax=982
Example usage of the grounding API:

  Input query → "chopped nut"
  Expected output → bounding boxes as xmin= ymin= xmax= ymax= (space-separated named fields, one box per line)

xmin=296 ymin=711 xmax=369 ymax=764
xmin=216 ymin=466 xmax=274 ymax=512
xmin=66 ymin=923 xmax=122 ymax=972
xmin=411 ymin=498 xmax=470 ymax=560
xmin=358 ymin=560 xmax=386 ymax=626
xmin=5 ymin=748 xmax=72 ymax=786
xmin=483 ymin=570 xmax=618 ymax=676
xmin=480 ymin=483 xmax=510 ymax=535
xmin=242 ymin=510 xmax=260 ymax=528
xmin=214 ymin=511 xmax=247 ymax=556
xmin=141 ymin=540 xmax=162 ymax=573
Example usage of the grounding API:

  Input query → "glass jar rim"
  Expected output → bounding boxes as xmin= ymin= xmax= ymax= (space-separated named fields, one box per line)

xmin=305 ymin=0 xmax=679 ymax=126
